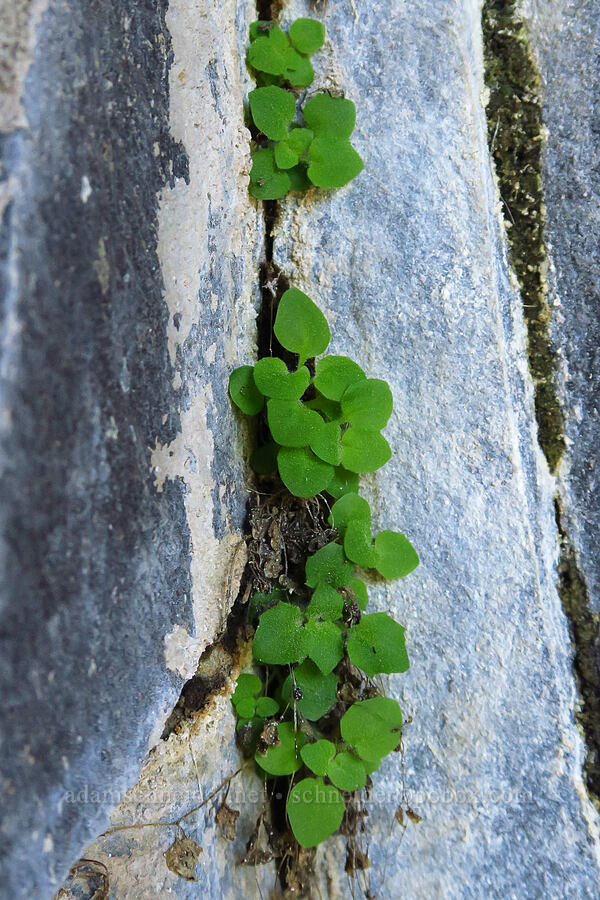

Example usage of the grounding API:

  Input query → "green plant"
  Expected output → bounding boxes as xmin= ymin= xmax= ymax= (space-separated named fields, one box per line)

xmin=228 ymin=288 xmax=419 ymax=849
xmin=247 ymin=20 xmax=364 ymax=198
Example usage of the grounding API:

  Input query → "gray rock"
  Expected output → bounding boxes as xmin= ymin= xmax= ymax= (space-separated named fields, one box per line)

xmin=0 ymin=0 xmax=259 ymax=895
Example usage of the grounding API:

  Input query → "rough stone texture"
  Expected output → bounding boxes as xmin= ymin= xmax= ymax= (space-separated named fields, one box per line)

xmin=521 ymin=0 xmax=600 ymax=611
xmin=0 ymin=0 xmax=259 ymax=895
xmin=270 ymin=0 xmax=599 ymax=896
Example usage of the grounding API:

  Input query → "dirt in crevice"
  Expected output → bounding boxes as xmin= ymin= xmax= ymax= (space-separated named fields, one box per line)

xmin=482 ymin=0 xmax=565 ymax=474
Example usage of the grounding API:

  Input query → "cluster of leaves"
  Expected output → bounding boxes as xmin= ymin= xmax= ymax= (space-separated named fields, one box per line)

xmin=229 ymin=287 xmax=397 ymax=500
xmin=247 ymin=20 xmax=363 ymax=198
xmin=229 ymin=289 xmax=419 ymax=849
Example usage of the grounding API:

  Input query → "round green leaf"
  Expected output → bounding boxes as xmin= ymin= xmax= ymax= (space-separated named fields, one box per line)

xmin=303 ymin=94 xmax=357 ymax=139
xmin=287 ymin=777 xmax=345 ymax=847
xmin=300 ymin=739 xmax=336 ymax=776
xmin=250 ymin=442 xmax=279 ymax=476
xmin=341 ymin=378 xmax=393 ymax=430
xmin=252 ymin=602 xmax=307 ymax=665
xmin=254 ymin=357 xmax=310 ymax=399
xmin=249 ymin=86 xmax=296 ymax=140
xmin=349 ymin=577 xmax=369 ymax=611
xmin=314 ymin=356 xmax=366 ymax=401
xmin=255 ymin=696 xmax=279 ymax=718
xmin=250 ymin=148 xmax=291 ymax=200
xmin=308 ymin=137 xmax=364 ymax=189
xmin=329 ymin=493 xmax=371 ymax=531
xmin=291 ymin=659 xmax=338 ymax=720
xmin=374 ymin=531 xmax=420 ymax=579
xmin=310 ymin=420 xmax=342 ymax=465
xmin=344 ymin=519 xmax=377 ymax=569
xmin=274 ymin=140 xmax=299 ymax=170
xmin=278 ymin=446 xmax=334 ymax=498
xmin=347 ymin=612 xmax=409 ymax=676
xmin=247 ymin=25 xmax=291 ymax=75
xmin=305 ymin=619 xmax=344 ymax=674
xmin=255 ymin=721 xmax=304 ymax=775
xmin=289 ymin=18 xmax=325 ymax=54
xmin=307 ymin=583 xmax=344 ymax=621
xmin=326 ymin=466 xmax=359 ymax=499
xmin=305 ymin=542 xmax=354 ymax=589
xmin=327 ymin=752 xmax=367 ymax=791
xmin=274 ymin=287 xmax=331 ymax=365
xmin=229 ymin=365 xmax=264 ymax=416
xmin=284 ymin=51 xmax=314 ymax=88
xmin=235 ymin=697 xmax=256 ymax=719
xmin=267 ymin=399 xmax=323 ymax=447
xmin=340 ymin=697 xmax=403 ymax=761
xmin=341 ymin=428 xmax=391 ymax=473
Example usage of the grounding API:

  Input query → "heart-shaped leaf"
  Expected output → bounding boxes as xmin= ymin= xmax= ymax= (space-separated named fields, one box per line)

xmin=229 ymin=365 xmax=264 ymax=415
xmin=307 ymin=583 xmax=344 ymax=621
xmin=303 ymin=94 xmax=357 ymax=139
xmin=329 ymin=493 xmax=371 ymax=531
xmin=308 ymin=137 xmax=364 ymax=189
xmin=250 ymin=148 xmax=291 ymax=200
xmin=347 ymin=612 xmax=409 ymax=676
xmin=341 ymin=697 xmax=403 ymax=761
xmin=374 ymin=531 xmax=420 ymax=579
xmin=274 ymin=287 xmax=331 ymax=365
xmin=314 ymin=355 xmax=366 ymax=401
xmin=255 ymin=721 xmax=304 ymax=775
xmin=305 ymin=619 xmax=344 ymax=674
xmin=310 ymin=420 xmax=342 ymax=465
xmin=305 ymin=542 xmax=354 ymax=589
xmin=284 ymin=51 xmax=314 ymax=88
xmin=253 ymin=602 xmax=307 ymax=665
xmin=247 ymin=25 xmax=292 ymax=75
xmin=289 ymin=18 xmax=325 ymax=55
xmin=255 ymin=696 xmax=279 ymax=718
xmin=249 ymin=86 xmax=296 ymax=140
xmin=267 ymin=399 xmax=323 ymax=447
xmin=254 ymin=357 xmax=310 ymax=399
xmin=341 ymin=378 xmax=393 ymax=430
xmin=274 ymin=140 xmax=299 ymax=170
xmin=300 ymin=739 xmax=336 ymax=776
xmin=327 ymin=752 xmax=367 ymax=791
xmin=341 ymin=428 xmax=391 ymax=473
xmin=289 ymin=659 xmax=338 ymax=720
xmin=287 ymin=777 xmax=345 ymax=847
xmin=278 ymin=447 xmax=334 ymax=498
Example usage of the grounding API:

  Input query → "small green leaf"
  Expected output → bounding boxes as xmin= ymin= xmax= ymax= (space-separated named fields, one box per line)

xmin=247 ymin=25 xmax=292 ymax=75
xmin=289 ymin=18 xmax=325 ymax=54
xmin=310 ymin=420 xmax=342 ymax=465
xmin=255 ymin=721 xmax=304 ymax=775
xmin=284 ymin=50 xmax=314 ymax=88
xmin=229 ymin=365 xmax=264 ymax=416
xmin=305 ymin=619 xmax=344 ymax=674
xmin=287 ymin=777 xmax=345 ymax=847
xmin=307 ymin=583 xmax=344 ymax=621
xmin=274 ymin=287 xmax=331 ymax=365
xmin=340 ymin=697 xmax=403 ymax=761
xmin=305 ymin=393 xmax=342 ymax=422
xmin=308 ymin=137 xmax=364 ymax=189
xmin=341 ymin=378 xmax=393 ymax=430
xmin=235 ymin=697 xmax=256 ymax=718
xmin=329 ymin=493 xmax=371 ymax=531
xmin=287 ymin=127 xmax=314 ymax=158
xmin=255 ymin=696 xmax=279 ymax=718
xmin=254 ymin=357 xmax=310 ymax=399
xmin=326 ymin=466 xmax=359 ymax=499
xmin=303 ymin=94 xmax=357 ymax=139
xmin=232 ymin=673 xmax=262 ymax=704
xmin=300 ymin=739 xmax=336 ymax=776
xmin=374 ymin=531 xmax=420 ymax=579
xmin=305 ymin=542 xmax=354 ymax=589
xmin=349 ymin=577 xmax=369 ymax=611
xmin=285 ymin=660 xmax=338 ymax=721
xmin=253 ymin=602 xmax=307 ymax=665
xmin=344 ymin=518 xmax=377 ymax=569
xmin=347 ymin=612 xmax=409 ymax=676
xmin=267 ymin=399 xmax=323 ymax=447
xmin=314 ymin=356 xmax=366 ymax=401
xmin=249 ymin=86 xmax=296 ymax=140
xmin=250 ymin=148 xmax=291 ymax=200
xmin=248 ymin=586 xmax=283 ymax=623
xmin=277 ymin=447 xmax=334 ymax=498
xmin=250 ymin=442 xmax=279 ymax=476
xmin=274 ymin=140 xmax=299 ymax=170
xmin=341 ymin=428 xmax=391 ymax=473
xmin=327 ymin=752 xmax=367 ymax=791
xmin=249 ymin=20 xmax=271 ymax=42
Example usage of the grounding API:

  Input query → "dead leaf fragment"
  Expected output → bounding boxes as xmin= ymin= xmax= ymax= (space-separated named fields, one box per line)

xmin=164 ymin=835 xmax=203 ymax=881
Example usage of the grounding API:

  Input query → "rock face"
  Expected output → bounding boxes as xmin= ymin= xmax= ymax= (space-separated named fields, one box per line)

xmin=2 ymin=0 xmax=600 ymax=898
xmin=0 ymin=0 xmax=259 ymax=896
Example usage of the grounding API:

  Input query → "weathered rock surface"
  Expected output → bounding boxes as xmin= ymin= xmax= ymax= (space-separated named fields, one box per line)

xmin=0 ymin=0 xmax=259 ymax=895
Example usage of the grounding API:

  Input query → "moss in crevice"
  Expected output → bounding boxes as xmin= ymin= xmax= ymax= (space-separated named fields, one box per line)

xmin=482 ymin=0 xmax=565 ymax=473
xmin=554 ymin=500 xmax=600 ymax=807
